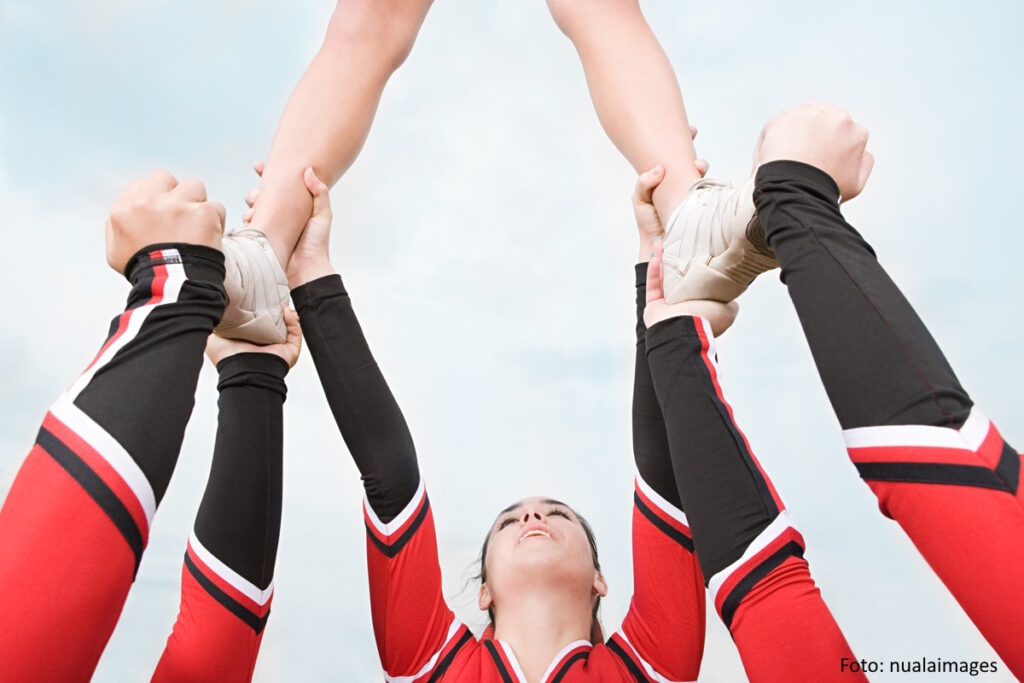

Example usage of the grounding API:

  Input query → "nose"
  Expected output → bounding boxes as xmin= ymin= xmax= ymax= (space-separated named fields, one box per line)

xmin=520 ymin=509 xmax=543 ymax=523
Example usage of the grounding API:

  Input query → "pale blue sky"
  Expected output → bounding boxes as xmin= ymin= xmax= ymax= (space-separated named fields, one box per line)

xmin=1 ymin=1 xmax=1022 ymax=681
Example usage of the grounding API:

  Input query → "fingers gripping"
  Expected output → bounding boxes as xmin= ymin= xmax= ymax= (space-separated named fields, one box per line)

xmin=646 ymin=241 xmax=666 ymax=305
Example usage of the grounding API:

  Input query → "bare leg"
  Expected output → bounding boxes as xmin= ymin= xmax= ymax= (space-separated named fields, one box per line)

xmin=547 ymin=0 xmax=702 ymax=222
xmin=249 ymin=0 xmax=433 ymax=267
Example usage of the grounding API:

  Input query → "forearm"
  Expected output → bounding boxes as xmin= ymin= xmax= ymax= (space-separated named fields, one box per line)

xmin=631 ymin=263 xmax=684 ymax=511
xmin=56 ymin=243 xmax=227 ymax=510
xmin=195 ymin=353 xmax=288 ymax=588
xmin=644 ymin=316 xmax=784 ymax=580
xmin=624 ymin=267 xmax=705 ymax=679
xmin=644 ymin=315 xmax=862 ymax=678
xmin=291 ymin=274 xmax=420 ymax=523
xmin=755 ymin=163 xmax=1024 ymax=677
xmin=753 ymin=160 xmax=971 ymax=429
xmin=153 ymin=353 xmax=287 ymax=683
xmin=290 ymin=275 xmax=455 ymax=677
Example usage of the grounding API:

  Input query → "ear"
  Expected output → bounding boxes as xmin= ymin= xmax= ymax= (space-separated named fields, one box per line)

xmin=478 ymin=583 xmax=493 ymax=611
xmin=592 ymin=571 xmax=608 ymax=598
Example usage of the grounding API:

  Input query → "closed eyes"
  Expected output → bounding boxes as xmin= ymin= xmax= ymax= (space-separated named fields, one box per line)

xmin=497 ymin=507 xmax=572 ymax=532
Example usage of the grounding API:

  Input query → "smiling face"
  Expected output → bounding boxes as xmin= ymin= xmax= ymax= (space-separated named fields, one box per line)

xmin=477 ymin=496 xmax=607 ymax=627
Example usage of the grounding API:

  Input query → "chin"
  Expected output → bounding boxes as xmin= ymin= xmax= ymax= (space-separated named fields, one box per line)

xmin=508 ymin=546 xmax=589 ymax=583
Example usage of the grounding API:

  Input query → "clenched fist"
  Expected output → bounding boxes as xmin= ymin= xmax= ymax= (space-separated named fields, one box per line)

xmin=754 ymin=101 xmax=874 ymax=202
xmin=106 ymin=169 xmax=226 ymax=274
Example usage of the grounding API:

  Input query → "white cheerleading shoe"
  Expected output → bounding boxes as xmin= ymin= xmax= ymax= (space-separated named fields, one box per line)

xmin=215 ymin=229 xmax=290 ymax=344
xmin=661 ymin=176 xmax=778 ymax=304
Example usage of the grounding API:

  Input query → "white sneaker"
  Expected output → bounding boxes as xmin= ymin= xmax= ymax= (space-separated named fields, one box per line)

xmin=660 ymin=176 xmax=778 ymax=304
xmin=215 ymin=229 xmax=290 ymax=344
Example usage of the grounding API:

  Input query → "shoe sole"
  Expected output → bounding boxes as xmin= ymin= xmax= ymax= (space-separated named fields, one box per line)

xmin=216 ymin=306 xmax=289 ymax=345
xmin=215 ymin=230 xmax=290 ymax=344
xmin=664 ymin=222 xmax=778 ymax=304
xmin=663 ymin=178 xmax=778 ymax=304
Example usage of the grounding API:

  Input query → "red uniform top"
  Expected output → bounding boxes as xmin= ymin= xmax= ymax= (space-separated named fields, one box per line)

xmin=363 ymin=476 xmax=705 ymax=682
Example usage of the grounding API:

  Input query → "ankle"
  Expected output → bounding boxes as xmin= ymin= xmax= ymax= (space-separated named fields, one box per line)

xmin=653 ymin=169 xmax=700 ymax=226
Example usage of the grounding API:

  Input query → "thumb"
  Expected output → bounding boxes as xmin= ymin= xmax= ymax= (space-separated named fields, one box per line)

xmin=646 ymin=241 xmax=665 ymax=305
xmin=633 ymin=165 xmax=664 ymax=206
xmin=304 ymin=167 xmax=332 ymax=222
xmin=282 ymin=306 xmax=303 ymax=361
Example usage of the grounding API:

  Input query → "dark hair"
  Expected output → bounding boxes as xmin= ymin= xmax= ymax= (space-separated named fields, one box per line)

xmin=474 ymin=504 xmax=603 ymax=642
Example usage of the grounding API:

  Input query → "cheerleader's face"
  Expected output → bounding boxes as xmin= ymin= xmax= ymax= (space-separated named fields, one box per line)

xmin=478 ymin=496 xmax=606 ymax=617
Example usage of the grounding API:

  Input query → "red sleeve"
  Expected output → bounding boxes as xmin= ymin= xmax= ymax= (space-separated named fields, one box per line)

xmin=364 ymin=482 xmax=465 ymax=679
xmin=610 ymin=474 xmax=705 ymax=682
xmin=0 ymin=245 xmax=227 ymax=681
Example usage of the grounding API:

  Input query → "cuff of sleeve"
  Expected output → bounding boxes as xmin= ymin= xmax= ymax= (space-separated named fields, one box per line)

xmin=635 ymin=262 xmax=648 ymax=289
xmin=755 ymin=160 xmax=841 ymax=203
xmin=644 ymin=315 xmax=715 ymax=355
xmin=290 ymin=274 xmax=347 ymax=312
xmin=124 ymin=243 xmax=226 ymax=288
xmin=216 ymin=352 xmax=289 ymax=399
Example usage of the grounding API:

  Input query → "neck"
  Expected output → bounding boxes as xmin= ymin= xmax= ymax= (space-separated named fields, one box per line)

xmin=492 ymin=587 xmax=592 ymax=683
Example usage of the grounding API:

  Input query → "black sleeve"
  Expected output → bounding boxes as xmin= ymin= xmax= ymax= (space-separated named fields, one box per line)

xmin=753 ymin=160 xmax=972 ymax=430
xmin=66 ymin=244 xmax=227 ymax=505
xmin=25 ymin=243 xmax=225 ymax=578
xmin=192 ymin=352 xmax=288 ymax=590
xmin=632 ymin=264 xmax=685 ymax=510
xmin=645 ymin=316 xmax=783 ymax=583
xmin=291 ymin=274 xmax=420 ymax=523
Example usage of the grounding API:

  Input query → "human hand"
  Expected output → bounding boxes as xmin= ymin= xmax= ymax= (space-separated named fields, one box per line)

xmin=689 ymin=124 xmax=709 ymax=180
xmin=753 ymin=101 xmax=874 ymax=202
xmin=206 ymin=306 xmax=302 ymax=368
xmin=106 ymin=170 xmax=226 ymax=274
xmin=287 ymin=168 xmax=335 ymax=289
xmin=241 ymin=161 xmax=264 ymax=226
xmin=643 ymin=240 xmax=738 ymax=335
xmin=243 ymin=164 xmax=334 ymax=289
xmin=633 ymin=166 xmax=667 ymax=248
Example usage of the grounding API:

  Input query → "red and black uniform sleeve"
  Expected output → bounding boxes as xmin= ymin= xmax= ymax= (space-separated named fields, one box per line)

xmin=607 ymin=264 xmax=705 ymax=682
xmin=645 ymin=315 xmax=862 ymax=683
xmin=0 ymin=244 xmax=226 ymax=682
xmin=153 ymin=353 xmax=288 ymax=683
xmin=755 ymin=160 xmax=1024 ymax=677
xmin=292 ymin=275 xmax=469 ymax=681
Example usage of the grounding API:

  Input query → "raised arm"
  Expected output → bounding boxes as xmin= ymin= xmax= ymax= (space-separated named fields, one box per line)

xmin=752 ymin=102 xmax=1023 ymax=677
xmin=643 ymin=240 xmax=864 ymax=682
xmin=287 ymin=171 xmax=468 ymax=678
xmin=153 ymin=318 xmax=301 ymax=683
xmin=609 ymin=169 xmax=706 ymax=682
xmin=0 ymin=172 xmax=227 ymax=681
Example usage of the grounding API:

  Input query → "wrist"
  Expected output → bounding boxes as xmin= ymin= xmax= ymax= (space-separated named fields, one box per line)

xmin=754 ymin=160 xmax=842 ymax=202
xmin=638 ymin=236 xmax=655 ymax=263
xmin=287 ymin=258 xmax=335 ymax=290
xmin=124 ymin=243 xmax=226 ymax=295
xmin=290 ymin=272 xmax=347 ymax=313
xmin=644 ymin=314 xmax=715 ymax=357
xmin=643 ymin=308 xmax=682 ymax=329
xmin=643 ymin=301 xmax=707 ymax=328
xmin=216 ymin=352 xmax=289 ymax=399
